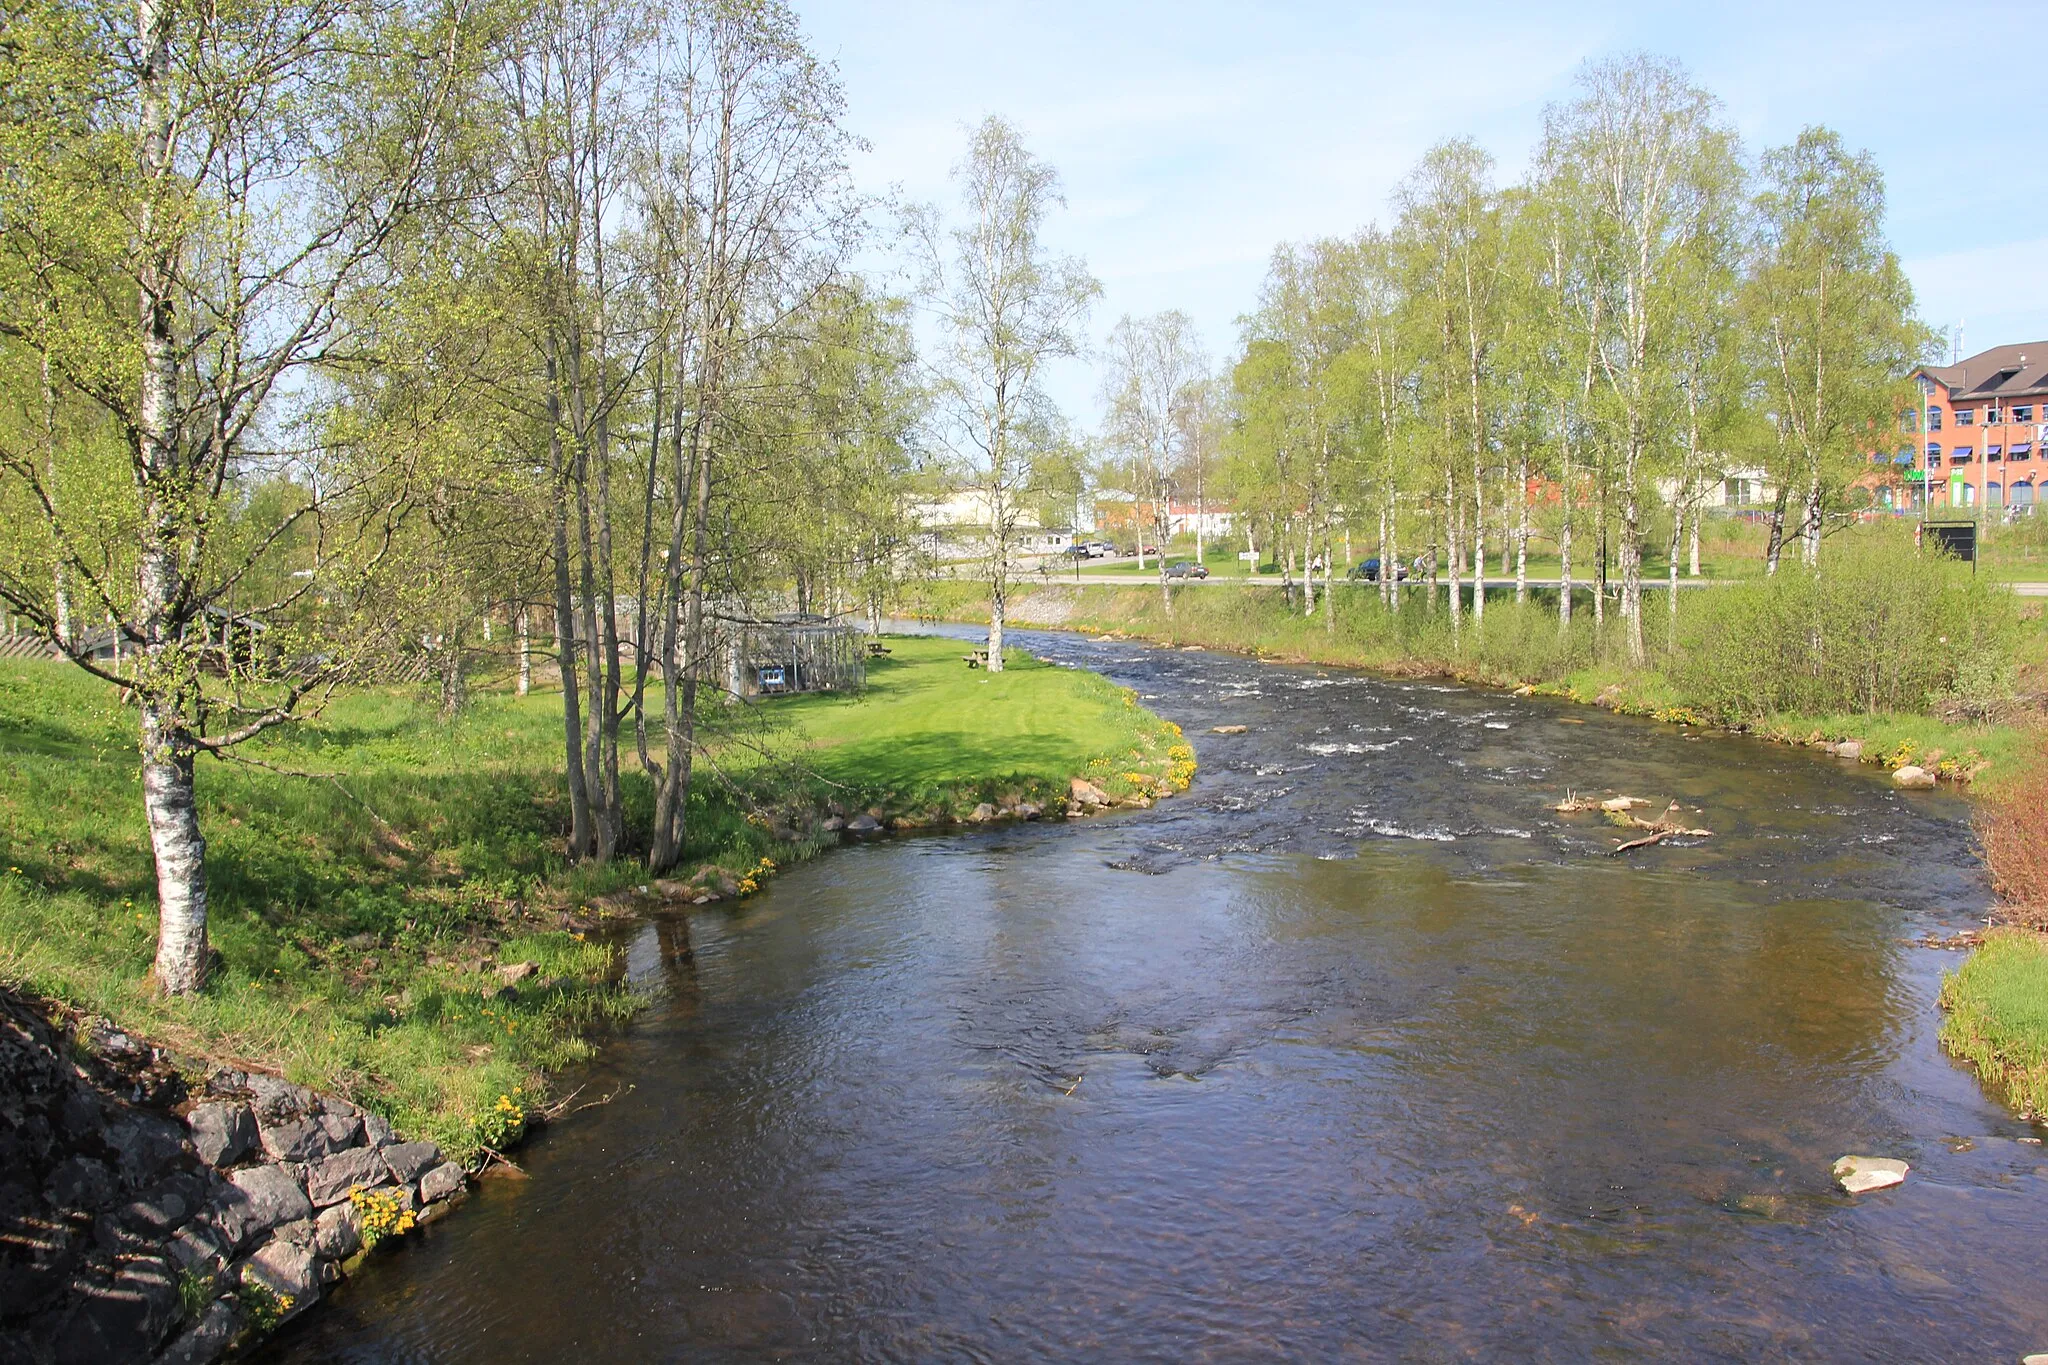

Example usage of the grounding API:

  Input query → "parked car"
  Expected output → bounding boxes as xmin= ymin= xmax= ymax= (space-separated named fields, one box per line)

xmin=1347 ymin=557 xmax=1409 ymax=582
xmin=1062 ymin=543 xmax=1091 ymax=558
xmin=1164 ymin=559 xmax=1209 ymax=580
xmin=1081 ymin=540 xmax=1117 ymax=558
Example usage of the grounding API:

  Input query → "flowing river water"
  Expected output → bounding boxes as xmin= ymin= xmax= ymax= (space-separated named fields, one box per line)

xmin=262 ymin=628 xmax=2048 ymax=1362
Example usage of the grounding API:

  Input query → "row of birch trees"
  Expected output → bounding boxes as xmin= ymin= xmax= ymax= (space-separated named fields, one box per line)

xmin=0 ymin=0 xmax=935 ymax=991
xmin=1103 ymin=55 xmax=1926 ymax=664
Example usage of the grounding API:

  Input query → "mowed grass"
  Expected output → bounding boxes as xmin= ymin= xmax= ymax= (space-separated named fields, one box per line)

xmin=760 ymin=634 xmax=1181 ymax=807
xmin=1940 ymin=930 xmax=2048 ymax=1120
xmin=0 ymin=640 xmax=1188 ymax=1156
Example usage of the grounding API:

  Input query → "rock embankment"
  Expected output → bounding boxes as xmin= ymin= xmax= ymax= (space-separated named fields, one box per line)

xmin=0 ymin=987 xmax=468 ymax=1364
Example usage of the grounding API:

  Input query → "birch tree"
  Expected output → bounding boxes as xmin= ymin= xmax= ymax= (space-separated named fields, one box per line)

xmin=914 ymin=117 xmax=1097 ymax=673
xmin=1102 ymin=310 xmax=1206 ymax=606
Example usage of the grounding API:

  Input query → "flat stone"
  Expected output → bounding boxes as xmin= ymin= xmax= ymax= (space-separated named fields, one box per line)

xmin=418 ymin=1162 xmax=464 ymax=1203
xmin=243 ymin=1074 xmax=314 ymax=1122
xmin=168 ymin=1221 xmax=227 ymax=1273
xmin=304 ymin=1146 xmax=388 ymax=1207
xmin=238 ymin=1238 xmax=321 ymax=1307
xmin=153 ymin=1296 xmax=245 ymax=1365
xmin=313 ymin=1202 xmax=362 ymax=1261
xmin=224 ymin=1165 xmax=312 ymax=1238
xmin=257 ymin=1116 xmax=336 ymax=1164
xmin=1833 ymin=1155 xmax=1910 ymax=1194
xmin=380 ymin=1141 xmax=442 ymax=1185
xmin=186 ymin=1102 xmax=257 ymax=1169
xmin=1210 ymin=724 xmax=1248 ymax=735
xmin=317 ymin=1112 xmax=364 ymax=1149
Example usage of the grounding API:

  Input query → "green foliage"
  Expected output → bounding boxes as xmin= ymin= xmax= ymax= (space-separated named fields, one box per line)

xmin=1939 ymin=930 xmax=2048 ymax=1120
xmin=1671 ymin=533 xmax=2017 ymax=720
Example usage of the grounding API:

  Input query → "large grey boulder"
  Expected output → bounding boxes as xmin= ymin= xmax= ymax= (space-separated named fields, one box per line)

xmin=418 ymin=1162 xmax=464 ymax=1204
xmin=313 ymin=1202 xmax=362 ymax=1261
xmin=215 ymin=1166 xmax=312 ymax=1247
xmin=186 ymin=1103 xmax=256 ymax=1169
xmin=152 ymin=1296 xmax=245 ymax=1365
xmin=257 ymin=1116 xmax=337 ymax=1164
xmin=243 ymin=1074 xmax=314 ymax=1122
xmin=304 ymin=1147 xmax=388 ymax=1208
xmin=50 ymin=1254 xmax=181 ymax=1364
xmin=238 ymin=1239 xmax=321 ymax=1307
xmin=379 ymin=1141 xmax=442 ymax=1184
xmin=1892 ymin=765 xmax=1937 ymax=790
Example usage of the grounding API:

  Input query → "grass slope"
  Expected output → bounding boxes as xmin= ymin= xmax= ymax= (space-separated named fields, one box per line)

xmin=1939 ymin=930 xmax=2048 ymax=1120
xmin=0 ymin=638 xmax=1188 ymax=1158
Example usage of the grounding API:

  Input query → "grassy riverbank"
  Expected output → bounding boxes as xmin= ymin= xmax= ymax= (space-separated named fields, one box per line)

xmin=1939 ymin=932 xmax=2048 ymax=1120
xmin=0 ymin=638 xmax=1184 ymax=1159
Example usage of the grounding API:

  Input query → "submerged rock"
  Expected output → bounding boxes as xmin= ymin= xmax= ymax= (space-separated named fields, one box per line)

xmin=1832 ymin=1155 xmax=1909 ymax=1194
xmin=1210 ymin=725 xmax=1248 ymax=735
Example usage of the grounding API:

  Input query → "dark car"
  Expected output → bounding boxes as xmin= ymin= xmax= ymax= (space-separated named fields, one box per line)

xmin=1347 ymin=557 xmax=1408 ymax=582
xmin=1164 ymin=559 xmax=1209 ymax=580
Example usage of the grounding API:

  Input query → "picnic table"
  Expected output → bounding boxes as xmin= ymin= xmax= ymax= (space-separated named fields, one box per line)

xmin=866 ymin=641 xmax=891 ymax=656
xmin=961 ymin=648 xmax=990 ymax=668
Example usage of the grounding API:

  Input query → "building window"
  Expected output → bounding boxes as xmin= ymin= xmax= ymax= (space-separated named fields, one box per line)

xmin=1900 ymin=411 xmax=1918 ymax=432
xmin=1957 ymin=408 xmax=1974 ymax=425
xmin=1929 ymin=408 xmax=1943 ymax=431
xmin=2018 ymin=405 xmax=2035 ymax=422
xmin=1988 ymin=407 xmax=2003 ymax=424
xmin=1928 ymin=452 xmax=1943 ymax=468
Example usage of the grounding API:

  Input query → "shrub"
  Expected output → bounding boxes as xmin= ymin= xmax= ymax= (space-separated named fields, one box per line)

xmin=1672 ymin=531 xmax=2018 ymax=721
xmin=1977 ymin=733 xmax=2048 ymax=931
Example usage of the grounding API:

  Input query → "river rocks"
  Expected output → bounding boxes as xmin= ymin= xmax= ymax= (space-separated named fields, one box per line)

xmin=497 ymin=960 xmax=538 ymax=987
xmin=257 ymin=1114 xmax=338 ymax=1164
xmin=155 ymin=1298 xmax=246 ymax=1365
xmin=1017 ymin=801 xmax=1043 ymax=820
xmin=1833 ymin=740 xmax=1863 ymax=759
xmin=240 ymin=1238 xmax=321 ymax=1306
xmin=1892 ymin=765 xmax=1938 ymax=790
xmin=380 ymin=1140 xmax=444 ymax=1185
xmin=314 ymin=1201 xmax=363 ymax=1260
xmin=187 ymin=1102 xmax=256 ymax=1168
xmin=1069 ymin=778 xmax=1111 ymax=808
xmin=821 ymin=815 xmax=846 ymax=832
xmin=0 ymin=986 xmax=479 ymax=1365
xmin=1210 ymin=724 xmax=1248 ymax=735
xmin=304 ymin=1146 xmax=388 ymax=1207
xmin=1832 ymin=1155 xmax=1909 ymax=1193
xmin=968 ymin=802 xmax=998 ymax=823
xmin=845 ymin=813 xmax=882 ymax=834
xmin=226 ymin=1165 xmax=313 ymax=1237
xmin=419 ymin=1161 xmax=465 ymax=1203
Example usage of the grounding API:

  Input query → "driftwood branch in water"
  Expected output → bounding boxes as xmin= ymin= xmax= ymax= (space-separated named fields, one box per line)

xmin=1606 ymin=807 xmax=1713 ymax=856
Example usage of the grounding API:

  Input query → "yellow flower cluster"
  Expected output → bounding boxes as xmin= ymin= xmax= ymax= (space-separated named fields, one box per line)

xmin=736 ymin=856 xmax=776 ymax=896
xmin=350 ymin=1186 xmax=416 ymax=1250
xmin=1165 ymin=741 xmax=1197 ymax=791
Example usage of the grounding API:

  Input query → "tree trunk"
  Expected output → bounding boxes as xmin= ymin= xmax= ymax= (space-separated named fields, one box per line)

xmin=548 ymin=371 xmax=594 ymax=860
xmin=142 ymin=701 xmax=208 ymax=994
xmin=1515 ymin=447 xmax=1530 ymax=604
xmin=516 ymin=605 xmax=531 ymax=697
xmin=1620 ymin=438 xmax=1645 ymax=666
xmin=1444 ymin=466 xmax=1462 ymax=641
xmin=1764 ymin=483 xmax=1790 ymax=575
xmin=1800 ymin=471 xmax=1823 ymax=568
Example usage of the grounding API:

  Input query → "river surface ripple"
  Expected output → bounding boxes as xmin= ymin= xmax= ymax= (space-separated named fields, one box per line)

xmin=261 ymin=627 xmax=2047 ymax=1363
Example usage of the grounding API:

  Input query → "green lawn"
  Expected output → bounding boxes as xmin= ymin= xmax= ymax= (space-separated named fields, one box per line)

xmin=761 ymin=634 xmax=1190 ymax=805
xmin=0 ymin=640 xmax=1188 ymax=1156
xmin=1940 ymin=930 xmax=2048 ymax=1120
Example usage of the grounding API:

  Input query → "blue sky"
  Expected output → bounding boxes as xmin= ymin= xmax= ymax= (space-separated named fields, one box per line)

xmin=799 ymin=0 xmax=2046 ymax=422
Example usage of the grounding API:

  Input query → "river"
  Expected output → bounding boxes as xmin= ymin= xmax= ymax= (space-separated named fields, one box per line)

xmin=260 ymin=627 xmax=2047 ymax=1362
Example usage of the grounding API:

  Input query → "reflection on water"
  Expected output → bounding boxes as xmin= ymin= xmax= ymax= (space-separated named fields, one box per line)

xmin=262 ymin=629 xmax=2047 ymax=1363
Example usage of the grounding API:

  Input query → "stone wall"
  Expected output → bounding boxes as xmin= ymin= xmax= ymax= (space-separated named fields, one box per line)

xmin=0 ymin=988 xmax=469 ymax=1364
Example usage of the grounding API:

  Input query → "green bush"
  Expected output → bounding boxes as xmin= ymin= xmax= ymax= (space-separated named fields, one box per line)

xmin=1672 ymin=531 xmax=2018 ymax=721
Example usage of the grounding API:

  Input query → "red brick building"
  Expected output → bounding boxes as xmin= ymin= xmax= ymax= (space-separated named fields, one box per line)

xmin=1902 ymin=342 xmax=2048 ymax=511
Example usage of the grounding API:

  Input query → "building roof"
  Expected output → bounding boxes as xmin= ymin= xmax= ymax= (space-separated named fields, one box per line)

xmin=1921 ymin=342 xmax=2048 ymax=401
